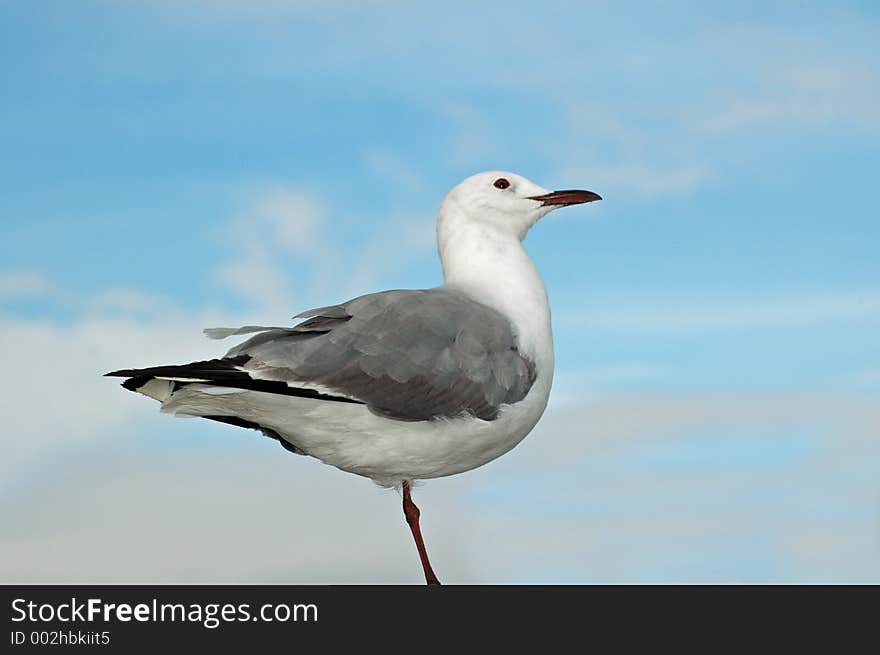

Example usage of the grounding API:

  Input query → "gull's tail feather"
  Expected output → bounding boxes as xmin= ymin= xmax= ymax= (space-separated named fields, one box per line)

xmin=104 ymin=355 xmax=251 ymax=384
xmin=104 ymin=355 xmax=364 ymax=404
xmin=104 ymin=355 xmax=252 ymax=403
xmin=103 ymin=354 xmax=310 ymax=456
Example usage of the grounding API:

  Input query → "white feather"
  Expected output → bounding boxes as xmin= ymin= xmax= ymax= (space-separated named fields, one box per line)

xmin=135 ymin=378 xmax=175 ymax=402
xmin=156 ymin=376 xmax=210 ymax=383
xmin=160 ymin=375 xmax=550 ymax=488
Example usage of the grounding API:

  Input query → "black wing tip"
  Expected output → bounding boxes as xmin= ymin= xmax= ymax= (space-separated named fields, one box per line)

xmin=105 ymin=358 xmax=366 ymax=406
xmin=103 ymin=356 xmax=250 ymax=380
xmin=106 ymin=370 xmax=149 ymax=394
xmin=105 ymin=369 xmax=136 ymax=378
xmin=121 ymin=376 xmax=151 ymax=392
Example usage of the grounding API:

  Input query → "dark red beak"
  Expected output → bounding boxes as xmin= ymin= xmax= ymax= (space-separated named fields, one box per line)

xmin=528 ymin=189 xmax=602 ymax=206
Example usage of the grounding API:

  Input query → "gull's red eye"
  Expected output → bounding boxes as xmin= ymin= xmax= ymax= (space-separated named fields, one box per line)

xmin=493 ymin=178 xmax=510 ymax=190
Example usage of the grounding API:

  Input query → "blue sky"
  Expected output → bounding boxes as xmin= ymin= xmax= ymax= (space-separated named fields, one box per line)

xmin=1 ymin=1 xmax=879 ymax=582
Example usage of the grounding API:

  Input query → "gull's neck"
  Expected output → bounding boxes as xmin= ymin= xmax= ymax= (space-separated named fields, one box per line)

xmin=437 ymin=217 xmax=554 ymax=373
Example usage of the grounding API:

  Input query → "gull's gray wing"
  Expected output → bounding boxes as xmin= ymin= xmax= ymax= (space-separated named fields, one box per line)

xmin=216 ymin=289 xmax=537 ymax=422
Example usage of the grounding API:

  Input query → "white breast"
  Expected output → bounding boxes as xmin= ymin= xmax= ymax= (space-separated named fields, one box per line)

xmin=437 ymin=215 xmax=555 ymax=376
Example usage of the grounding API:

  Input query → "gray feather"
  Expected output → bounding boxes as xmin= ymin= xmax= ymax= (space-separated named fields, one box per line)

xmin=293 ymin=305 xmax=350 ymax=320
xmin=204 ymin=326 xmax=290 ymax=340
xmin=221 ymin=289 xmax=537 ymax=422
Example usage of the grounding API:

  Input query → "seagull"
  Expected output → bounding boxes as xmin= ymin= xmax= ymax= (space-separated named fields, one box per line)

xmin=106 ymin=171 xmax=600 ymax=584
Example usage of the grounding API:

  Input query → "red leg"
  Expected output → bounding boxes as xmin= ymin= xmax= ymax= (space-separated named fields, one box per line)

xmin=402 ymin=480 xmax=441 ymax=585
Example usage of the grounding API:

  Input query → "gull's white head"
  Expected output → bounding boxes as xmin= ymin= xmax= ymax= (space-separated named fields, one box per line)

xmin=439 ymin=171 xmax=601 ymax=241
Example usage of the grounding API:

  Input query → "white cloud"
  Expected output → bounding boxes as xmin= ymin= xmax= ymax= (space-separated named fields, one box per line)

xmin=85 ymin=289 xmax=180 ymax=316
xmin=338 ymin=211 xmax=436 ymax=297
xmin=696 ymin=25 xmax=880 ymax=135
xmin=363 ymin=149 xmax=427 ymax=193
xmin=850 ymin=367 xmax=880 ymax=388
xmin=700 ymin=63 xmax=880 ymax=134
xmin=0 ymin=311 xmax=224 ymax=477
xmin=216 ymin=241 xmax=295 ymax=315
xmin=215 ymin=182 xmax=437 ymax=313
xmin=552 ymin=364 xmax=661 ymax=407
xmin=549 ymin=22 xmax=880 ymax=195
xmin=0 ymin=271 xmax=52 ymax=299
xmin=556 ymin=101 xmax=713 ymax=198
xmin=0 ymin=446 xmax=480 ymax=583
xmin=563 ymin=290 xmax=880 ymax=332
xmin=250 ymin=189 xmax=328 ymax=257
xmin=215 ymin=187 xmax=333 ymax=314
xmin=528 ymin=390 xmax=880 ymax=466
xmin=563 ymin=160 xmax=712 ymax=198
